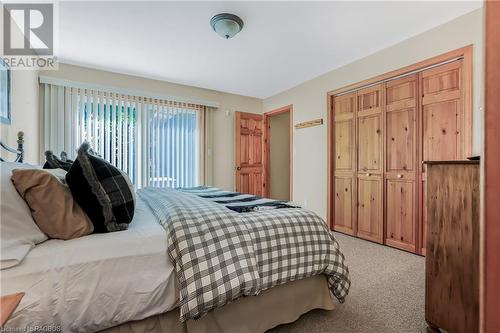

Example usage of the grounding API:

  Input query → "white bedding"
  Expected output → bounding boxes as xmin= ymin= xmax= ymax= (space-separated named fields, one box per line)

xmin=0 ymin=198 xmax=177 ymax=332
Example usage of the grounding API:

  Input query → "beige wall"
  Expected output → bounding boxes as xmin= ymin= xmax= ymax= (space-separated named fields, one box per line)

xmin=263 ymin=9 xmax=485 ymax=219
xmin=2 ymin=9 xmax=484 ymax=213
xmin=269 ymin=112 xmax=290 ymax=201
xmin=0 ymin=70 xmax=39 ymax=163
xmin=3 ymin=63 xmax=262 ymax=190
xmin=0 ymin=8 xmax=40 ymax=163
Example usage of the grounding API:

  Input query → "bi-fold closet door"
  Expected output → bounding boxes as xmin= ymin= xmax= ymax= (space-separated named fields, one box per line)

xmin=332 ymin=84 xmax=386 ymax=244
xmin=331 ymin=58 xmax=467 ymax=255
xmin=333 ymin=80 xmax=418 ymax=250
xmin=333 ymin=93 xmax=357 ymax=235
xmin=356 ymin=85 xmax=384 ymax=244
xmin=419 ymin=60 xmax=467 ymax=255
xmin=384 ymin=75 xmax=419 ymax=252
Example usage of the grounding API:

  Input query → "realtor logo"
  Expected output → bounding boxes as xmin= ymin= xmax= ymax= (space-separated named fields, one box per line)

xmin=3 ymin=3 xmax=53 ymax=56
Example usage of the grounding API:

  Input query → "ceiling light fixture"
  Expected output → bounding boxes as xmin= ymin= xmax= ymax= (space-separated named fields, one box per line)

xmin=210 ymin=13 xmax=244 ymax=39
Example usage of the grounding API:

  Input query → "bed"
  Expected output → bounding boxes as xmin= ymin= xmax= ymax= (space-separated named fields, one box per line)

xmin=0 ymin=133 xmax=350 ymax=332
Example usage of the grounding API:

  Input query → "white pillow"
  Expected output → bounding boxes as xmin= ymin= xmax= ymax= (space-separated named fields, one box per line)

xmin=0 ymin=162 xmax=48 ymax=269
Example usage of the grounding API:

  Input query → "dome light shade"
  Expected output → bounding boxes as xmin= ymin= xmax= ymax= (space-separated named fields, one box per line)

xmin=210 ymin=13 xmax=244 ymax=39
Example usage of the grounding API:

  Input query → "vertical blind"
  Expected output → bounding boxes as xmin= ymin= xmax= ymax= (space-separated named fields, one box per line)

xmin=70 ymin=89 xmax=139 ymax=184
xmin=147 ymin=102 xmax=201 ymax=188
xmin=42 ymin=83 xmax=209 ymax=189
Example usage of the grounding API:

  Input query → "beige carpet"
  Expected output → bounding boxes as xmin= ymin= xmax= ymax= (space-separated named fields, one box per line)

xmin=269 ymin=232 xmax=427 ymax=333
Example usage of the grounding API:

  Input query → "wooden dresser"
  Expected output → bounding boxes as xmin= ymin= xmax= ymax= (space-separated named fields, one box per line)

xmin=425 ymin=161 xmax=479 ymax=333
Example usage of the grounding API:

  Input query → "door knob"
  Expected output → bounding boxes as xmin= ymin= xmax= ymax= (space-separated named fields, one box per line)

xmin=236 ymin=166 xmax=241 ymax=171
xmin=365 ymin=173 xmax=371 ymax=177
xmin=397 ymin=174 xmax=403 ymax=178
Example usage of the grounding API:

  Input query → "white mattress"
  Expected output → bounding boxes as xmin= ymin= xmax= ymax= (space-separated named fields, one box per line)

xmin=0 ymin=198 xmax=177 ymax=332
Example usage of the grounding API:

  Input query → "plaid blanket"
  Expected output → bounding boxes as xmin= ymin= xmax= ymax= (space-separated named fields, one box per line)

xmin=138 ymin=187 xmax=350 ymax=322
xmin=180 ymin=186 xmax=298 ymax=212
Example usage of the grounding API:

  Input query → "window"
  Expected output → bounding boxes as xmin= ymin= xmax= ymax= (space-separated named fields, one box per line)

xmin=76 ymin=93 xmax=138 ymax=183
xmin=147 ymin=105 xmax=200 ymax=188
xmin=41 ymin=83 xmax=208 ymax=189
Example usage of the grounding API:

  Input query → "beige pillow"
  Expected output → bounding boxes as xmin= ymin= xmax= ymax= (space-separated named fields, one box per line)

xmin=11 ymin=169 xmax=94 ymax=240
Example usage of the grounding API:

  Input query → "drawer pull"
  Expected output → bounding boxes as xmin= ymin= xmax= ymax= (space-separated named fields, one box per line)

xmin=397 ymin=174 xmax=403 ymax=178
xmin=366 ymin=173 xmax=371 ymax=177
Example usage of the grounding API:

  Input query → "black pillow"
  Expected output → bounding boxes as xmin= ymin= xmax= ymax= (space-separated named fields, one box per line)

xmin=43 ymin=151 xmax=73 ymax=171
xmin=65 ymin=142 xmax=135 ymax=233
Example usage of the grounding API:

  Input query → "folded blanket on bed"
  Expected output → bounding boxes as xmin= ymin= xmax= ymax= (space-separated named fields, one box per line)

xmin=180 ymin=186 xmax=298 ymax=212
xmin=138 ymin=187 xmax=351 ymax=322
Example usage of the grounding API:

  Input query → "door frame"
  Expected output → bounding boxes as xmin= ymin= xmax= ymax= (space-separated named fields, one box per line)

xmin=327 ymin=45 xmax=473 ymax=233
xmin=484 ymin=1 xmax=500 ymax=332
xmin=263 ymin=105 xmax=293 ymax=199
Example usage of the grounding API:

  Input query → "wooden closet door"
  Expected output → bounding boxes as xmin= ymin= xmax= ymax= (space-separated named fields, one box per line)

xmin=333 ymin=93 xmax=356 ymax=235
xmin=420 ymin=60 xmax=465 ymax=255
xmin=356 ymin=85 xmax=384 ymax=243
xmin=385 ymin=75 xmax=418 ymax=252
xmin=422 ymin=60 xmax=464 ymax=161
xmin=357 ymin=174 xmax=383 ymax=243
xmin=334 ymin=175 xmax=355 ymax=234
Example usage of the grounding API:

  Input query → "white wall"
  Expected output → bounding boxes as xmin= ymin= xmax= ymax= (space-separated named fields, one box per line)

xmin=263 ymin=9 xmax=484 ymax=219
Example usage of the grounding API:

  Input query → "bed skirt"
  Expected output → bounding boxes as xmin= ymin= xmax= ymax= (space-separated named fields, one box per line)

xmin=101 ymin=275 xmax=335 ymax=333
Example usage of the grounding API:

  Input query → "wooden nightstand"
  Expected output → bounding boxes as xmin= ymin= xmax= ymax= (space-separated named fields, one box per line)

xmin=0 ymin=292 xmax=24 ymax=326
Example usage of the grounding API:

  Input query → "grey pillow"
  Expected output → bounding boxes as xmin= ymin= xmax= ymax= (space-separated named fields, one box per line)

xmin=43 ymin=151 xmax=73 ymax=171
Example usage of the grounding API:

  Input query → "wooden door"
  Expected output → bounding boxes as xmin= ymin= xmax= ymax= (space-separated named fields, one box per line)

xmin=420 ymin=60 xmax=465 ymax=254
xmin=422 ymin=60 xmax=464 ymax=161
xmin=332 ymin=93 xmax=356 ymax=235
xmin=334 ymin=175 xmax=354 ymax=234
xmin=356 ymin=85 xmax=384 ymax=243
xmin=235 ymin=112 xmax=265 ymax=196
xmin=357 ymin=175 xmax=383 ymax=243
xmin=385 ymin=75 xmax=418 ymax=252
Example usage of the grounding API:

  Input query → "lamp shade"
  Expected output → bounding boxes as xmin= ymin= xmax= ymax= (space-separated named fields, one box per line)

xmin=210 ymin=14 xmax=244 ymax=39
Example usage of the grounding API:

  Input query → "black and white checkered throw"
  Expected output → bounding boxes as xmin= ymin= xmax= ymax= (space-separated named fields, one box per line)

xmin=138 ymin=187 xmax=350 ymax=322
xmin=180 ymin=186 xmax=298 ymax=212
